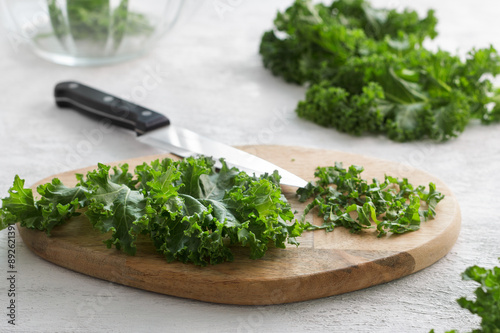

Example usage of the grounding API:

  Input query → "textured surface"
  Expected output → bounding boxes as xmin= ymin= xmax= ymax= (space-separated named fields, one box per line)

xmin=0 ymin=0 xmax=499 ymax=332
xmin=18 ymin=146 xmax=461 ymax=305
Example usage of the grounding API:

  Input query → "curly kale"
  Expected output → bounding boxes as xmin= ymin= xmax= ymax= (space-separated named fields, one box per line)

xmin=431 ymin=260 xmax=500 ymax=333
xmin=260 ymin=0 xmax=500 ymax=141
xmin=0 ymin=157 xmax=304 ymax=266
xmin=296 ymin=162 xmax=444 ymax=236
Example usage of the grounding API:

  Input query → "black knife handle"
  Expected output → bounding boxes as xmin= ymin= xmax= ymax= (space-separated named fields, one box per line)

xmin=54 ymin=81 xmax=170 ymax=134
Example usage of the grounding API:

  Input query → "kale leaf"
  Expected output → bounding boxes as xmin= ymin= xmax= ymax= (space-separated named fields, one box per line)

xmin=0 ymin=175 xmax=87 ymax=234
xmin=47 ymin=0 xmax=154 ymax=50
xmin=430 ymin=260 xmax=500 ymax=333
xmin=457 ymin=262 xmax=500 ymax=332
xmin=82 ymin=164 xmax=150 ymax=255
xmin=260 ymin=0 xmax=500 ymax=141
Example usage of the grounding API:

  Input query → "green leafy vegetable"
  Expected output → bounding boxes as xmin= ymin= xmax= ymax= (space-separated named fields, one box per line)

xmin=47 ymin=0 xmax=154 ymax=51
xmin=296 ymin=162 xmax=444 ymax=236
xmin=430 ymin=260 xmax=500 ymax=333
xmin=0 ymin=157 xmax=303 ymax=266
xmin=0 ymin=157 xmax=446 ymax=265
xmin=0 ymin=175 xmax=87 ymax=234
xmin=83 ymin=164 xmax=149 ymax=255
xmin=259 ymin=0 xmax=500 ymax=141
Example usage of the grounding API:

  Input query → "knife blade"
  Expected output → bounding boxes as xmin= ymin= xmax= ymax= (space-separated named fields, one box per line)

xmin=54 ymin=81 xmax=308 ymax=188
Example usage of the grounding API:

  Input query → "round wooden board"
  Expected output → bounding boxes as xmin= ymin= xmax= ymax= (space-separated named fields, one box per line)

xmin=18 ymin=145 xmax=461 ymax=305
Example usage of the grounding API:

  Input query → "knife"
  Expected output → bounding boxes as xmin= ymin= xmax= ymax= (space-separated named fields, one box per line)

xmin=54 ymin=81 xmax=308 ymax=188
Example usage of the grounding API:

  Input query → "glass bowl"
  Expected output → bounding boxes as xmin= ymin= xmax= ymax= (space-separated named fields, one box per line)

xmin=2 ymin=0 xmax=189 ymax=66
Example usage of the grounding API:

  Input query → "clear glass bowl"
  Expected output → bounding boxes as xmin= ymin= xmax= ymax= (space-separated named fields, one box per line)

xmin=2 ymin=0 xmax=188 ymax=66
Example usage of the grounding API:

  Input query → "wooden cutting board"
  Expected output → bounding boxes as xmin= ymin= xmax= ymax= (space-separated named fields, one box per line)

xmin=18 ymin=145 xmax=460 ymax=305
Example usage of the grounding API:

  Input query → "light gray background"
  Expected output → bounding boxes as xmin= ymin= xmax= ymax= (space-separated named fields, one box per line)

xmin=0 ymin=1 xmax=499 ymax=332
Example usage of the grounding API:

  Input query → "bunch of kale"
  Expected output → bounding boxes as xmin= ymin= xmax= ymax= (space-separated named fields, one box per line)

xmin=260 ymin=0 xmax=500 ymax=141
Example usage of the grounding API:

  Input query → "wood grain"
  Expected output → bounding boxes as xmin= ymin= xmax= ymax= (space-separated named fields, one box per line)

xmin=18 ymin=145 xmax=461 ymax=305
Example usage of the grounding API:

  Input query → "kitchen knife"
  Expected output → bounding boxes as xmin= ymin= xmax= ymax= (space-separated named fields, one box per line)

xmin=54 ymin=81 xmax=308 ymax=188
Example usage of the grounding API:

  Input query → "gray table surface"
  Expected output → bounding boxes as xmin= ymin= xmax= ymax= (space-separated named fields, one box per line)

xmin=0 ymin=1 xmax=499 ymax=332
